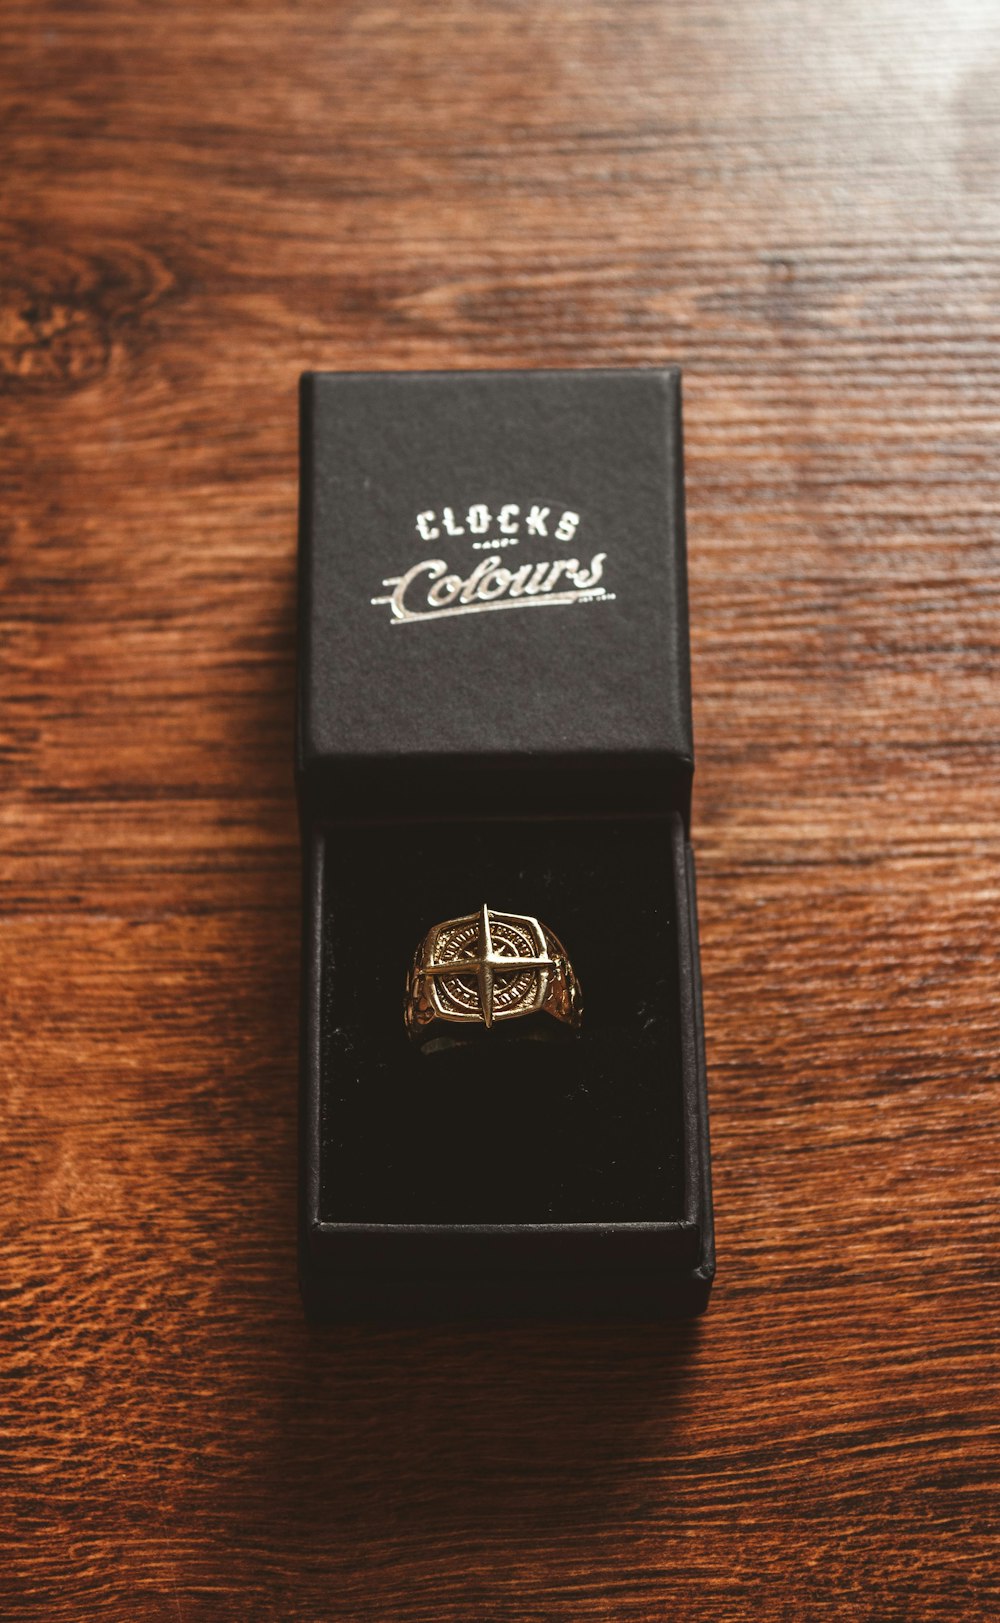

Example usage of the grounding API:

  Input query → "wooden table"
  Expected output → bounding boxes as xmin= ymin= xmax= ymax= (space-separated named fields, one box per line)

xmin=3 ymin=3 xmax=998 ymax=1617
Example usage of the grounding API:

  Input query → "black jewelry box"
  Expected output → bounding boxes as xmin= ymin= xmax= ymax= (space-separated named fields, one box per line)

xmin=297 ymin=368 xmax=714 ymax=1320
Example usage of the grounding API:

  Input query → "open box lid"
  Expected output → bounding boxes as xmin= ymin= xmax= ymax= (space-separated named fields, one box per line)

xmin=297 ymin=368 xmax=694 ymax=823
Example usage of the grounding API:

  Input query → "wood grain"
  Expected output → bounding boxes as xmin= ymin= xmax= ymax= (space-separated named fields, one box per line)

xmin=2 ymin=1 xmax=998 ymax=1617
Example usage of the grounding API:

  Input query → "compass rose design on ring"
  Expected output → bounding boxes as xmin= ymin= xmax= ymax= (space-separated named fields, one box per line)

xmin=405 ymin=904 xmax=582 ymax=1040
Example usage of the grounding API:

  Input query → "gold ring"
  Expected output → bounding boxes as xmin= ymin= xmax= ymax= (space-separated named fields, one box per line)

xmin=405 ymin=903 xmax=582 ymax=1044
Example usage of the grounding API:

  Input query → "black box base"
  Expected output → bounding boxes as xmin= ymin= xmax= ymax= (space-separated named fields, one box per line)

xmin=300 ymin=1266 xmax=714 ymax=1325
xmin=299 ymin=811 xmax=714 ymax=1322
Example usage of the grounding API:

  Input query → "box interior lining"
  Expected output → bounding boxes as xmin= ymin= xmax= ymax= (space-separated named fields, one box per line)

xmin=318 ymin=814 xmax=688 ymax=1225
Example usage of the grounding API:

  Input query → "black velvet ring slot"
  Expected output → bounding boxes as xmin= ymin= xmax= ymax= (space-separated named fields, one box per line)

xmin=320 ymin=815 xmax=685 ymax=1226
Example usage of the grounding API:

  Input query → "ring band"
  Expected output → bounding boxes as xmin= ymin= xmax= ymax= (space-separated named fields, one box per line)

xmin=405 ymin=903 xmax=582 ymax=1044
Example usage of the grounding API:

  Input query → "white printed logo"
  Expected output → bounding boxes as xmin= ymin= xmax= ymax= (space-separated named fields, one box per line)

xmin=371 ymin=500 xmax=614 ymax=624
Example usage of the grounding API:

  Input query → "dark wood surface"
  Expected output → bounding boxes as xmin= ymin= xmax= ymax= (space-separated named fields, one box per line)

xmin=3 ymin=3 xmax=998 ymax=1617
